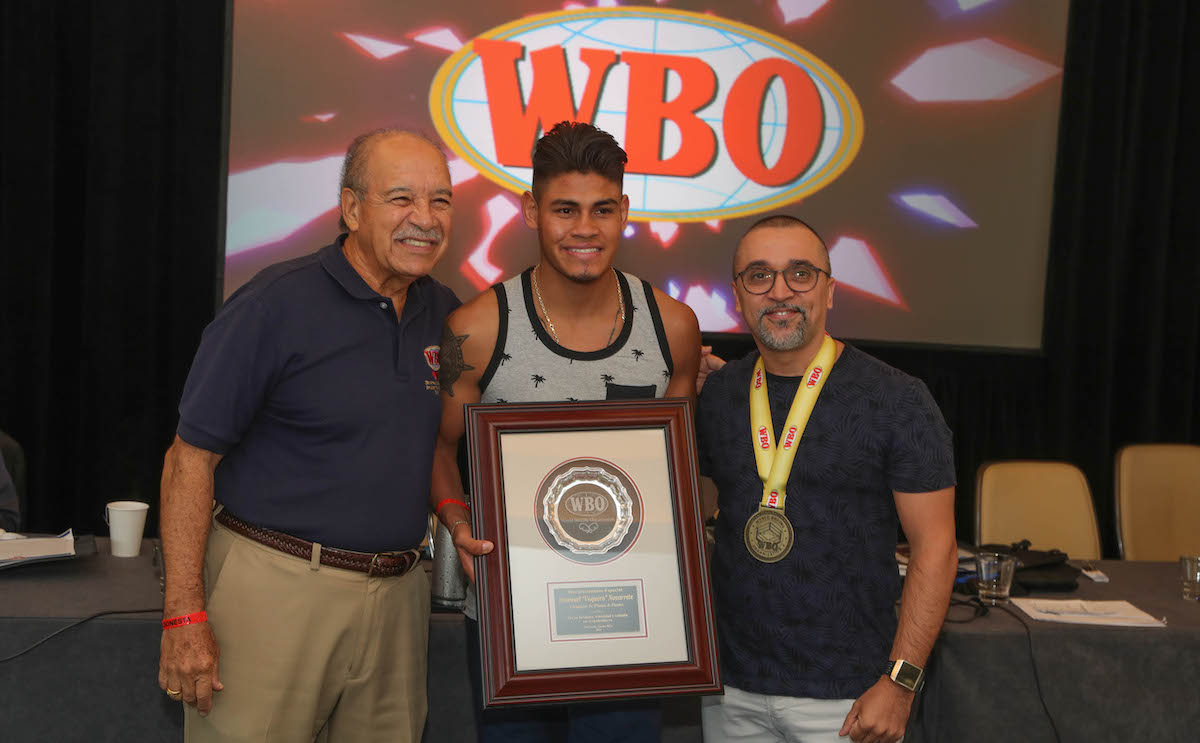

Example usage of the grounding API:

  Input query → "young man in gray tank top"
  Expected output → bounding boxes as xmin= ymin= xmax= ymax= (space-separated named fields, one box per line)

xmin=430 ymin=122 xmax=701 ymax=742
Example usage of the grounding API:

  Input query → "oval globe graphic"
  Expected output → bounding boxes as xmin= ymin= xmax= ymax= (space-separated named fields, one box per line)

xmin=430 ymin=7 xmax=863 ymax=222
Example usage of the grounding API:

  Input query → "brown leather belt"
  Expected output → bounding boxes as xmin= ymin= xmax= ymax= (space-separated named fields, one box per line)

xmin=215 ymin=510 xmax=421 ymax=577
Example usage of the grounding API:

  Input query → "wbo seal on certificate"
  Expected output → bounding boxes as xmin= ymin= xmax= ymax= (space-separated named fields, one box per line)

xmin=534 ymin=458 xmax=644 ymax=565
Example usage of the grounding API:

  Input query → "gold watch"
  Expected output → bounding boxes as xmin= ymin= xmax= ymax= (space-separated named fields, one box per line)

xmin=885 ymin=659 xmax=924 ymax=691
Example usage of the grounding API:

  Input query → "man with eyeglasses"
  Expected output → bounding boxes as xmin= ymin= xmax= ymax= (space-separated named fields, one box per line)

xmin=694 ymin=215 xmax=958 ymax=743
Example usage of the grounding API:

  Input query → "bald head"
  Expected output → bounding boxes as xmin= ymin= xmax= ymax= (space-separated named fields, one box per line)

xmin=733 ymin=215 xmax=830 ymax=276
xmin=338 ymin=129 xmax=448 ymax=232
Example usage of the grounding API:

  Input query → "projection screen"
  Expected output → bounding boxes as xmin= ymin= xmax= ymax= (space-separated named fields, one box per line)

xmin=223 ymin=0 xmax=1069 ymax=350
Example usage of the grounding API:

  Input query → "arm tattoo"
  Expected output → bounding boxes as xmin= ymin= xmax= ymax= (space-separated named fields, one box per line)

xmin=440 ymin=323 xmax=474 ymax=397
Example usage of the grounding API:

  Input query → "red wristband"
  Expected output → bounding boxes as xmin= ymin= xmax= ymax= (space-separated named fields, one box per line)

xmin=435 ymin=498 xmax=470 ymax=515
xmin=162 ymin=611 xmax=207 ymax=630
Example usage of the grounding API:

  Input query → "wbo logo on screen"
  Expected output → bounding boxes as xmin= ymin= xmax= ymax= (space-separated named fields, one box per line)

xmin=430 ymin=7 xmax=863 ymax=222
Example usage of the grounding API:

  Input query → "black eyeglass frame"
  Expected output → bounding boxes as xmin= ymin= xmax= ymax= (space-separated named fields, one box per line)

xmin=733 ymin=264 xmax=831 ymax=295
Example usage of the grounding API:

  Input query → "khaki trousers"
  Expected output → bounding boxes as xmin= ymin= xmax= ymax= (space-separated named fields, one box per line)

xmin=184 ymin=520 xmax=430 ymax=743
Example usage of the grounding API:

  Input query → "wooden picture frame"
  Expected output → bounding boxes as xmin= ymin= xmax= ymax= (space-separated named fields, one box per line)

xmin=466 ymin=398 xmax=721 ymax=707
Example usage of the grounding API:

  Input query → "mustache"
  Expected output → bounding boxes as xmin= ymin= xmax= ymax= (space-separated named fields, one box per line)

xmin=393 ymin=227 xmax=443 ymax=242
xmin=757 ymin=304 xmax=807 ymax=322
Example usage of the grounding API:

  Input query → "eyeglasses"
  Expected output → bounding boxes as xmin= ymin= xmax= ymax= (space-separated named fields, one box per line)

xmin=734 ymin=264 xmax=829 ymax=295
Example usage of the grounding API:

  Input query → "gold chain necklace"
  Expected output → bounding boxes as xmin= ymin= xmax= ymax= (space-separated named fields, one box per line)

xmin=532 ymin=264 xmax=625 ymax=346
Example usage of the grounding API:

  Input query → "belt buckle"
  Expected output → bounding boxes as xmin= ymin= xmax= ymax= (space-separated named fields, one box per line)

xmin=368 ymin=550 xmax=402 ymax=577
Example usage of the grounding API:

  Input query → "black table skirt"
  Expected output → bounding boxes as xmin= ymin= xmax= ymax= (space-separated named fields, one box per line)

xmin=0 ymin=539 xmax=701 ymax=742
xmin=908 ymin=560 xmax=1200 ymax=743
xmin=5 ymin=543 xmax=1196 ymax=742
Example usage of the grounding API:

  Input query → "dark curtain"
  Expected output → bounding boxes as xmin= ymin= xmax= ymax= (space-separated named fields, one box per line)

xmin=0 ymin=2 xmax=227 ymax=537
xmin=1042 ymin=1 xmax=1200 ymax=554
xmin=1 ymin=2 xmax=1197 ymax=558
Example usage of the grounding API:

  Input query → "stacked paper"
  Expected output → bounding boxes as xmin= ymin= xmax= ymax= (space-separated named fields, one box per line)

xmin=0 ymin=529 xmax=76 ymax=569
xmin=1011 ymin=598 xmax=1166 ymax=627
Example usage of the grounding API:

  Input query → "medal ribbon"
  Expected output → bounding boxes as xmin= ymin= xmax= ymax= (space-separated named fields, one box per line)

xmin=749 ymin=334 xmax=837 ymax=511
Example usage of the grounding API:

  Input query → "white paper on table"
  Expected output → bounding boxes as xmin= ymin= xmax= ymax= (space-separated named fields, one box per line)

xmin=0 ymin=529 xmax=74 ymax=561
xmin=1011 ymin=598 xmax=1166 ymax=627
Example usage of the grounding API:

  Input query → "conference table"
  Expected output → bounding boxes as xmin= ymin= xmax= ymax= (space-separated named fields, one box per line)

xmin=3 ymin=543 xmax=1197 ymax=742
xmin=0 ymin=538 xmax=503 ymax=742
xmin=1 ymin=537 xmax=176 ymax=741
xmin=908 ymin=560 xmax=1200 ymax=743
xmin=0 ymin=538 xmax=698 ymax=742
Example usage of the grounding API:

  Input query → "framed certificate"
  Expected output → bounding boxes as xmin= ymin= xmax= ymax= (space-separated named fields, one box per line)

xmin=466 ymin=398 xmax=722 ymax=707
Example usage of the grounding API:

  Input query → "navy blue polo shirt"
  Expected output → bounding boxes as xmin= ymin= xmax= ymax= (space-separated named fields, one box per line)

xmin=177 ymin=237 xmax=459 ymax=552
xmin=695 ymin=344 xmax=955 ymax=699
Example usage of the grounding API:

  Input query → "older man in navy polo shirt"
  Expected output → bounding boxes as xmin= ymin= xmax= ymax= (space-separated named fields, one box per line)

xmin=157 ymin=129 xmax=466 ymax=742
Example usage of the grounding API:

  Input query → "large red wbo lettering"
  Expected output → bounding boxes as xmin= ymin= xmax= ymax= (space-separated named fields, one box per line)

xmin=622 ymin=51 xmax=717 ymax=177
xmin=475 ymin=38 xmax=617 ymax=168
xmin=723 ymin=58 xmax=823 ymax=187
xmin=476 ymin=40 xmax=828 ymax=186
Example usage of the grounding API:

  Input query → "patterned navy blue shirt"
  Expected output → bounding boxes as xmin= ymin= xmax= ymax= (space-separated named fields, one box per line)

xmin=696 ymin=344 xmax=955 ymax=699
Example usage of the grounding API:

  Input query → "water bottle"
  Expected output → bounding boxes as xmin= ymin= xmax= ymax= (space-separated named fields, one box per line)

xmin=430 ymin=518 xmax=468 ymax=610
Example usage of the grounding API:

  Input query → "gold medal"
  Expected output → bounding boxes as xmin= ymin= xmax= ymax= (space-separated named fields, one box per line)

xmin=744 ymin=507 xmax=794 ymax=563
xmin=745 ymin=335 xmax=837 ymax=563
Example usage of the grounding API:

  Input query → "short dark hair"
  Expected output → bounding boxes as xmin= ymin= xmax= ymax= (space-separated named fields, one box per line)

xmin=735 ymin=214 xmax=830 ymax=274
xmin=337 ymin=128 xmax=445 ymax=233
xmin=530 ymin=121 xmax=627 ymax=198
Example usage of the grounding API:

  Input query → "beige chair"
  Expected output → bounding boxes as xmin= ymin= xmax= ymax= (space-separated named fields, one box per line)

xmin=975 ymin=461 xmax=1101 ymax=560
xmin=1115 ymin=444 xmax=1200 ymax=560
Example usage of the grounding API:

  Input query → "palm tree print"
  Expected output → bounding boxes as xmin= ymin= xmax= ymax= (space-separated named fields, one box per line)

xmin=500 ymin=353 xmax=512 ymax=365
xmin=601 ymin=373 xmax=615 ymax=384
xmin=531 ymin=374 xmax=546 ymax=388
xmin=662 ymin=369 xmax=671 ymax=381
xmin=631 ymin=349 xmax=644 ymax=362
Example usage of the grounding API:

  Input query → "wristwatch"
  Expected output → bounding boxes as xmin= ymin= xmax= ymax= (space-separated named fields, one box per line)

xmin=885 ymin=659 xmax=925 ymax=691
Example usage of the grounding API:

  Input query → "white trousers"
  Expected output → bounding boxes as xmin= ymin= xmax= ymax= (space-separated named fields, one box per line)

xmin=702 ymin=685 xmax=856 ymax=743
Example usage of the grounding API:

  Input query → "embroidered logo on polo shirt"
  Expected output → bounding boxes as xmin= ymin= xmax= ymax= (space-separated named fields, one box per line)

xmin=424 ymin=345 xmax=441 ymax=394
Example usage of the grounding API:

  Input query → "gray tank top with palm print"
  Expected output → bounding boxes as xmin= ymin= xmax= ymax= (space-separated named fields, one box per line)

xmin=478 ymin=268 xmax=674 ymax=403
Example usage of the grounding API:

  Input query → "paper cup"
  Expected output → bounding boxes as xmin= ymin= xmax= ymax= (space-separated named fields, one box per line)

xmin=105 ymin=501 xmax=150 ymax=557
